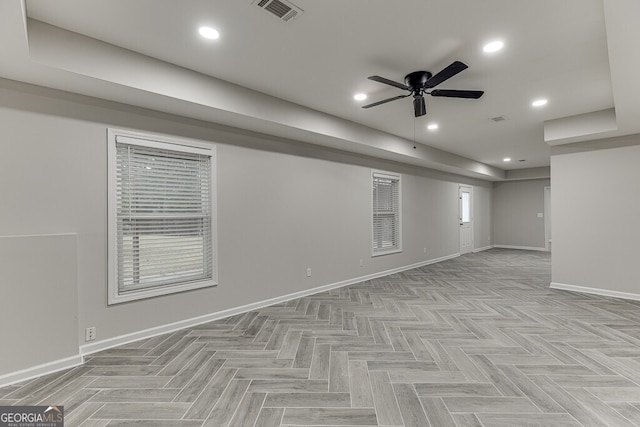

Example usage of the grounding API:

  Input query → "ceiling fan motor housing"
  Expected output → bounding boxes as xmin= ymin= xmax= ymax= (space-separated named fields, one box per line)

xmin=405 ymin=71 xmax=432 ymax=91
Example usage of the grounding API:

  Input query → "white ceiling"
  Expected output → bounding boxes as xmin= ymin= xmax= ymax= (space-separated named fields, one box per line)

xmin=1 ymin=0 xmax=639 ymax=180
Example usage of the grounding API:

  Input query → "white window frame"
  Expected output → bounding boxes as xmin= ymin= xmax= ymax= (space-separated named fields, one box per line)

xmin=371 ymin=169 xmax=402 ymax=256
xmin=107 ymin=128 xmax=217 ymax=305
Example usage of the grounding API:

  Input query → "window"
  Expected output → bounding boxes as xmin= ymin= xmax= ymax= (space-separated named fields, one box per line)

xmin=107 ymin=129 xmax=216 ymax=304
xmin=461 ymin=191 xmax=471 ymax=223
xmin=372 ymin=170 xmax=401 ymax=255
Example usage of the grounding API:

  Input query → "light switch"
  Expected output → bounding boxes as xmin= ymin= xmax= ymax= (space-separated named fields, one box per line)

xmin=537 ymin=212 xmax=543 ymax=218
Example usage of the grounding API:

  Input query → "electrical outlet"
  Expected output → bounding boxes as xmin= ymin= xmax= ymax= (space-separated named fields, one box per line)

xmin=423 ymin=247 xmax=427 ymax=253
xmin=306 ymin=268 xmax=312 ymax=277
xmin=85 ymin=327 xmax=96 ymax=342
xmin=359 ymin=259 xmax=363 ymax=267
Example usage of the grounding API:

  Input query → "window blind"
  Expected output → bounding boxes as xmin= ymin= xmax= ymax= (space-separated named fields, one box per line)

xmin=372 ymin=171 xmax=401 ymax=253
xmin=115 ymin=137 xmax=213 ymax=294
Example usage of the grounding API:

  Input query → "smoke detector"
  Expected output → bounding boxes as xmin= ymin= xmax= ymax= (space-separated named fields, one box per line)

xmin=252 ymin=0 xmax=303 ymax=22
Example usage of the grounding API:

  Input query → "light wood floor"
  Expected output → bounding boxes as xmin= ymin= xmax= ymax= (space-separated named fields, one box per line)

xmin=3 ymin=249 xmax=640 ymax=426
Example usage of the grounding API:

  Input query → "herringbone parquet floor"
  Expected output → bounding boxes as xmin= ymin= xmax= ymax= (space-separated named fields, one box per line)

xmin=4 ymin=249 xmax=640 ymax=426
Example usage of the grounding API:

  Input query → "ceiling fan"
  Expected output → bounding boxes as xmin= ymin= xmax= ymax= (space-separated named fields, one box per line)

xmin=362 ymin=61 xmax=484 ymax=117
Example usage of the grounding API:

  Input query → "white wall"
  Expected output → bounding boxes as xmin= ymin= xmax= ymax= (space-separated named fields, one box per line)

xmin=492 ymin=179 xmax=550 ymax=249
xmin=551 ymin=141 xmax=640 ymax=297
xmin=0 ymin=79 xmax=492 ymax=381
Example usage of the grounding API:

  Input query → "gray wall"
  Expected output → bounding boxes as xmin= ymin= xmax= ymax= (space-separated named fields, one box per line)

xmin=473 ymin=185 xmax=493 ymax=250
xmin=0 ymin=235 xmax=78 ymax=375
xmin=492 ymin=179 xmax=550 ymax=249
xmin=0 ymin=79 xmax=492 ymax=378
xmin=551 ymin=141 xmax=640 ymax=295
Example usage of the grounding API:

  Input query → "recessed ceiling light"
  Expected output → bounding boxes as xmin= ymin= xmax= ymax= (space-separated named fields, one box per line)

xmin=483 ymin=40 xmax=504 ymax=53
xmin=532 ymin=98 xmax=548 ymax=107
xmin=503 ymin=157 xmax=511 ymax=162
xmin=199 ymin=26 xmax=220 ymax=40
xmin=427 ymin=123 xmax=439 ymax=130
xmin=354 ymin=93 xmax=367 ymax=101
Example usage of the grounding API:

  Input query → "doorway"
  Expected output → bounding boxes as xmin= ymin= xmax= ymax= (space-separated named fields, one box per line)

xmin=459 ymin=185 xmax=473 ymax=254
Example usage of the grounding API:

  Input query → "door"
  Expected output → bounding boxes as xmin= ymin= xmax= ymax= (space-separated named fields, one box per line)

xmin=459 ymin=185 xmax=473 ymax=254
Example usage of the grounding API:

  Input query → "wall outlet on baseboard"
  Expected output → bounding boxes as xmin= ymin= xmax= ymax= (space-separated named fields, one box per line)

xmin=423 ymin=247 xmax=427 ymax=253
xmin=306 ymin=268 xmax=312 ymax=277
xmin=85 ymin=327 xmax=96 ymax=342
xmin=359 ymin=259 xmax=363 ymax=267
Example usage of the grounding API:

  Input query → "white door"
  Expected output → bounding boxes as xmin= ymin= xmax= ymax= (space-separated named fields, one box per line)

xmin=459 ymin=185 xmax=473 ymax=254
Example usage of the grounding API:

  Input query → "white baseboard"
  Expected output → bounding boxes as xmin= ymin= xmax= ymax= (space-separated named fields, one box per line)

xmin=80 ymin=252 xmax=461 ymax=357
xmin=493 ymin=245 xmax=548 ymax=252
xmin=0 ymin=355 xmax=83 ymax=389
xmin=550 ymin=282 xmax=640 ymax=302
xmin=473 ymin=245 xmax=493 ymax=253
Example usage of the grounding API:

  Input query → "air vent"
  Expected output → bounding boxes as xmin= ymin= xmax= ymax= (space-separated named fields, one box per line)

xmin=489 ymin=115 xmax=508 ymax=122
xmin=253 ymin=0 xmax=303 ymax=22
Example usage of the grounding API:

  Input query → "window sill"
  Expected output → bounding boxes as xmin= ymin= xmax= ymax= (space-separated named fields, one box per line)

xmin=372 ymin=248 xmax=402 ymax=257
xmin=108 ymin=279 xmax=217 ymax=305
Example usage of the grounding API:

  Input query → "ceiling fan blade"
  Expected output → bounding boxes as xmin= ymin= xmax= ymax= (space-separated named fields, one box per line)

xmin=430 ymin=89 xmax=484 ymax=99
xmin=368 ymin=75 xmax=410 ymax=90
xmin=425 ymin=61 xmax=468 ymax=88
xmin=362 ymin=94 xmax=410 ymax=109
xmin=413 ymin=95 xmax=426 ymax=117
